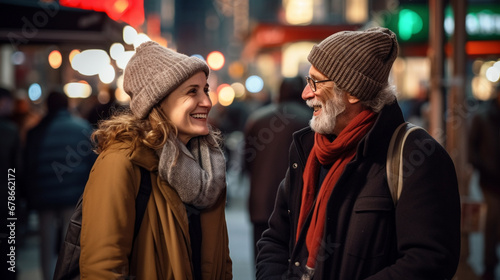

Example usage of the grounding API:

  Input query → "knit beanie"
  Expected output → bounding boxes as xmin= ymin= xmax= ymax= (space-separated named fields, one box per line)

xmin=123 ymin=41 xmax=210 ymax=119
xmin=307 ymin=27 xmax=398 ymax=101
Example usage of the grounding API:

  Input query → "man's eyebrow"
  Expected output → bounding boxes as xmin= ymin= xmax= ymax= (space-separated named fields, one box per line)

xmin=310 ymin=74 xmax=326 ymax=80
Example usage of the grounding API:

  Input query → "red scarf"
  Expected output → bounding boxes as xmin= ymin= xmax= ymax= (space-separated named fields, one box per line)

xmin=297 ymin=109 xmax=376 ymax=268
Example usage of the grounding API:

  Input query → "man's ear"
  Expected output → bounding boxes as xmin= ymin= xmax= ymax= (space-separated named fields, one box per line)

xmin=347 ymin=93 xmax=360 ymax=104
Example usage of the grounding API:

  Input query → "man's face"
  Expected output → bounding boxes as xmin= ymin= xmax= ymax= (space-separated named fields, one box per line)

xmin=302 ymin=66 xmax=346 ymax=135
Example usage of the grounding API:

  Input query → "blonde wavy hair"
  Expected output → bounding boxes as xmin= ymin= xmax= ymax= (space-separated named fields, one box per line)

xmin=91 ymin=106 xmax=172 ymax=153
xmin=92 ymin=106 xmax=222 ymax=155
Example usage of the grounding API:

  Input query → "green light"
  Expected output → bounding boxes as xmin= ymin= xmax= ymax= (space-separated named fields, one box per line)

xmin=398 ymin=9 xmax=423 ymax=41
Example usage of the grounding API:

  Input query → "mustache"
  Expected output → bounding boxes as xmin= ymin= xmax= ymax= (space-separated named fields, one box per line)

xmin=306 ymin=99 xmax=322 ymax=108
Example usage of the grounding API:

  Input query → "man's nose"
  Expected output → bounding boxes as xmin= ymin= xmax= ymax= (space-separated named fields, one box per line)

xmin=302 ymin=85 xmax=314 ymax=100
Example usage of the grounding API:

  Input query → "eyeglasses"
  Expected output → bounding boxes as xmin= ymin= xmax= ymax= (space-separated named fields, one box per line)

xmin=305 ymin=76 xmax=333 ymax=92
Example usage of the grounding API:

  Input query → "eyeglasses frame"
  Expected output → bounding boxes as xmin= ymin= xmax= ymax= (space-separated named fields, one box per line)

xmin=305 ymin=76 xmax=334 ymax=92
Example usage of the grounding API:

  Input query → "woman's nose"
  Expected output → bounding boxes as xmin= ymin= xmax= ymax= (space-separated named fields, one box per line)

xmin=200 ymin=93 xmax=212 ymax=107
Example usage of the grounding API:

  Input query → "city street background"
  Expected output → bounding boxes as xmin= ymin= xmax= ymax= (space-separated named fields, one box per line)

xmin=0 ymin=0 xmax=499 ymax=279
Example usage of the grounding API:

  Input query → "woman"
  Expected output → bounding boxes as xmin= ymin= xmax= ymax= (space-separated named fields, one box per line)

xmin=79 ymin=41 xmax=232 ymax=279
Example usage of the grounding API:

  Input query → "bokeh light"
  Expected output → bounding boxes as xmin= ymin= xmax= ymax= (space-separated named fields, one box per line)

xmin=123 ymin=25 xmax=138 ymax=45
xmin=285 ymin=0 xmax=313 ymax=25
xmin=346 ymin=0 xmax=368 ymax=24
xmin=48 ymin=50 xmax=62 ymax=69
xmin=115 ymin=87 xmax=130 ymax=104
xmin=231 ymin=82 xmax=246 ymax=98
xmin=64 ymin=81 xmax=92 ymax=98
xmin=110 ymin=43 xmax=125 ymax=60
xmin=11 ymin=51 xmax=25 ymax=65
xmin=207 ymin=51 xmax=225 ymax=71
xmin=471 ymin=76 xmax=493 ymax=101
xmin=245 ymin=75 xmax=264 ymax=93
xmin=486 ymin=66 xmax=500 ymax=82
xmin=218 ymin=85 xmax=235 ymax=106
xmin=28 ymin=83 xmax=42 ymax=101
xmin=282 ymin=42 xmax=314 ymax=77
xmin=99 ymin=64 xmax=116 ymax=84
xmin=398 ymin=9 xmax=423 ymax=41
xmin=217 ymin=83 xmax=230 ymax=93
xmin=115 ymin=75 xmax=131 ymax=104
xmin=71 ymin=49 xmax=110 ymax=76
xmin=69 ymin=49 xmax=80 ymax=64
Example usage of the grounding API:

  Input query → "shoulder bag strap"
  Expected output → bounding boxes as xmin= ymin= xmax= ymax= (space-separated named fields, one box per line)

xmin=386 ymin=122 xmax=422 ymax=206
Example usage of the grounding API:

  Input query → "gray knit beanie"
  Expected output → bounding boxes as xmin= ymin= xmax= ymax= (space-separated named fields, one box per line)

xmin=123 ymin=41 xmax=210 ymax=119
xmin=307 ymin=27 xmax=398 ymax=101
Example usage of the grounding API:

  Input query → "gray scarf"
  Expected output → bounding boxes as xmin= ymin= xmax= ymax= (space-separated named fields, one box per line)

xmin=157 ymin=135 xmax=226 ymax=209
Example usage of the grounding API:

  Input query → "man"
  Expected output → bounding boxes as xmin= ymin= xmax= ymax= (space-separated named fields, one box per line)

xmin=468 ymin=85 xmax=500 ymax=280
xmin=256 ymin=27 xmax=461 ymax=280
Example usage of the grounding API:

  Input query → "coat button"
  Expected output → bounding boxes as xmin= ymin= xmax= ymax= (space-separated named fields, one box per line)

xmin=295 ymin=261 xmax=300 ymax=267
xmin=292 ymin=163 xmax=298 ymax=169
xmin=287 ymin=209 xmax=291 ymax=214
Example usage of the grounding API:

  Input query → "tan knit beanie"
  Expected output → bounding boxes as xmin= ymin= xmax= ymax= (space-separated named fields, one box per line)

xmin=307 ymin=27 xmax=398 ymax=101
xmin=123 ymin=41 xmax=210 ymax=119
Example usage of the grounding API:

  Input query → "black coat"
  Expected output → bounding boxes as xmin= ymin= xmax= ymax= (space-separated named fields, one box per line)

xmin=256 ymin=101 xmax=461 ymax=280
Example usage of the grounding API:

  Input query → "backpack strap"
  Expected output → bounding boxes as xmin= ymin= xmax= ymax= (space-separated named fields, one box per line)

xmin=128 ymin=166 xmax=152 ymax=273
xmin=386 ymin=122 xmax=423 ymax=206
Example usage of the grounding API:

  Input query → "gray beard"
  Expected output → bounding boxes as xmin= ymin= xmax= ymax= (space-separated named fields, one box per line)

xmin=309 ymin=97 xmax=346 ymax=135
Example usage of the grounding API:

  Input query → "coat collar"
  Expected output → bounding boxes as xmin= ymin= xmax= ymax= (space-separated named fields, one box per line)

xmin=107 ymin=141 xmax=159 ymax=172
xmin=359 ymin=100 xmax=405 ymax=158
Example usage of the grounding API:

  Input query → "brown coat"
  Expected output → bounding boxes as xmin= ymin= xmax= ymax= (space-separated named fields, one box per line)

xmin=80 ymin=141 xmax=232 ymax=279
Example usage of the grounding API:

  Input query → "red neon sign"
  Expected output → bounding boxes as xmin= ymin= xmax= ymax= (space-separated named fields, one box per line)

xmin=60 ymin=0 xmax=144 ymax=27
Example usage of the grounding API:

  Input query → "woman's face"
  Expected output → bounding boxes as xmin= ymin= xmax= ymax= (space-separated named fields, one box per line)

xmin=160 ymin=71 xmax=211 ymax=144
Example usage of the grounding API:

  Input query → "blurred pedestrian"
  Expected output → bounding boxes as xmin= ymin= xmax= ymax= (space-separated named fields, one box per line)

xmin=11 ymin=91 xmax=42 ymax=145
xmin=243 ymin=76 xmax=311 ymax=262
xmin=79 ymin=41 xmax=231 ymax=279
xmin=256 ymin=27 xmax=461 ymax=280
xmin=468 ymin=85 xmax=500 ymax=280
xmin=24 ymin=90 xmax=95 ymax=280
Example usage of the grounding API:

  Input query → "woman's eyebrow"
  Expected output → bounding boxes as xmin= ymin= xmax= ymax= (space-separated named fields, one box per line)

xmin=182 ymin=84 xmax=200 ymax=90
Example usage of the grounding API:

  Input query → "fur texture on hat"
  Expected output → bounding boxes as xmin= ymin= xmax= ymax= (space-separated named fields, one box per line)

xmin=123 ymin=41 xmax=210 ymax=119
xmin=307 ymin=27 xmax=398 ymax=101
